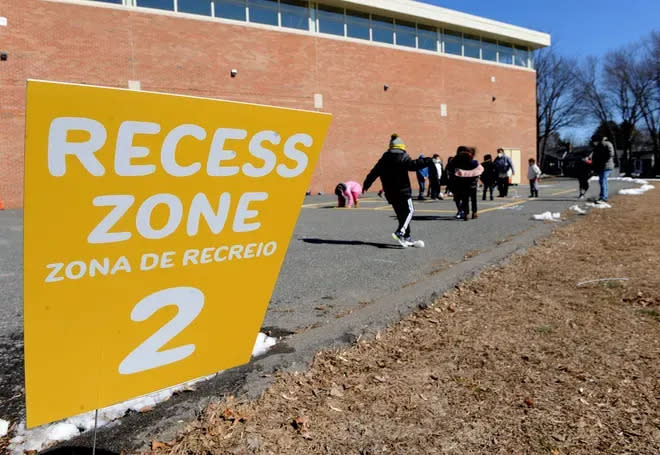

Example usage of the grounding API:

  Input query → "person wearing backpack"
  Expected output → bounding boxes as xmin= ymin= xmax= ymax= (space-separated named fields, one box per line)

xmin=493 ymin=148 xmax=515 ymax=197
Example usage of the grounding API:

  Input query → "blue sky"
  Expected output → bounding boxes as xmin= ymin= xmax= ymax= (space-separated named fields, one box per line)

xmin=423 ymin=0 xmax=659 ymax=141
xmin=424 ymin=0 xmax=659 ymax=58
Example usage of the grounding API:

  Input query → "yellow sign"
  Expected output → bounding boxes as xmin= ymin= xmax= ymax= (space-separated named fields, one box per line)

xmin=24 ymin=80 xmax=331 ymax=428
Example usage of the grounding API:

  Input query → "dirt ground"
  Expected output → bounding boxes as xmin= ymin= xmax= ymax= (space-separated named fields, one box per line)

xmin=141 ymin=189 xmax=660 ymax=455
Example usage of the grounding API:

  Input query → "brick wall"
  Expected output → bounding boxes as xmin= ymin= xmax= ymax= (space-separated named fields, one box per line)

xmin=0 ymin=0 xmax=537 ymax=208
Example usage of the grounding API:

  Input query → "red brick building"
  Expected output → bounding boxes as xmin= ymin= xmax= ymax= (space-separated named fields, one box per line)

xmin=0 ymin=0 xmax=550 ymax=208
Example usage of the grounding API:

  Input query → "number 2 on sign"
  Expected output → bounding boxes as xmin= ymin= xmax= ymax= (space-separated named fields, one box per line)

xmin=119 ymin=287 xmax=204 ymax=375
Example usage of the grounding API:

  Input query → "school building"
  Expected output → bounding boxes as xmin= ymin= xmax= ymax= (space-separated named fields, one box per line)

xmin=0 ymin=0 xmax=550 ymax=208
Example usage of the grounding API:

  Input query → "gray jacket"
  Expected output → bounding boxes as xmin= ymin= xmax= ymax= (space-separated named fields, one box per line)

xmin=594 ymin=140 xmax=615 ymax=171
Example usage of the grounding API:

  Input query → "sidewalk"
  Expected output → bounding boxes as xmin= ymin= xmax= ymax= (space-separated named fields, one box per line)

xmin=147 ymin=188 xmax=659 ymax=455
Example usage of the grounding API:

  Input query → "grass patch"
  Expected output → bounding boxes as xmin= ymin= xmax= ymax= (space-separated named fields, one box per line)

xmin=535 ymin=325 xmax=554 ymax=334
xmin=638 ymin=308 xmax=660 ymax=321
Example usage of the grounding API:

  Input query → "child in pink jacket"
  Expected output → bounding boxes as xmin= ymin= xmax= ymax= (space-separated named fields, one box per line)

xmin=335 ymin=181 xmax=362 ymax=208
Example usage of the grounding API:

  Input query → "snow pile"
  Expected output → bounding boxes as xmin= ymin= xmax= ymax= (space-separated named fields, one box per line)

xmin=0 ymin=419 xmax=9 ymax=437
xmin=532 ymin=212 xmax=561 ymax=221
xmin=252 ymin=332 xmax=277 ymax=357
xmin=586 ymin=202 xmax=612 ymax=209
xmin=618 ymin=184 xmax=655 ymax=195
xmin=9 ymin=333 xmax=277 ymax=454
xmin=569 ymin=205 xmax=587 ymax=215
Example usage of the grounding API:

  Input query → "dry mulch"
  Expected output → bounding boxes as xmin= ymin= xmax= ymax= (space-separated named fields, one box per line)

xmin=145 ymin=189 xmax=660 ymax=455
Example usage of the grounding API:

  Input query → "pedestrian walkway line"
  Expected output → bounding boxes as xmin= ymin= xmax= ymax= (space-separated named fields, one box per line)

xmin=479 ymin=199 xmax=527 ymax=214
xmin=549 ymin=188 xmax=577 ymax=196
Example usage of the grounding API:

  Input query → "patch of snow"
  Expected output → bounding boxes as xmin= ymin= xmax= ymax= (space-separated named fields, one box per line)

xmin=586 ymin=202 xmax=612 ymax=209
xmin=9 ymin=332 xmax=278 ymax=454
xmin=618 ymin=184 xmax=655 ymax=195
xmin=532 ymin=211 xmax=561 ymax=221
xmin=569 ymin=205 xmax=587 ymax=215
xmin=0 ymin=419 xmax=9 ymax=437
xmin=252 ymin=332 xmax=277 ymax=357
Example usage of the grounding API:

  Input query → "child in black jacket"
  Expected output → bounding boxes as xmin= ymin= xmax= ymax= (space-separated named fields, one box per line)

xmin=363 ymin=134 xmax=431 ymax=248
xmin=453 ymin=147 xmax=484 ymax=220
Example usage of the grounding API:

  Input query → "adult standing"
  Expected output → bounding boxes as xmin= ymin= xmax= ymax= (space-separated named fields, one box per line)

xmin=493 ymin=148 xmax=515 ymax=197
xmin=363 ymin=134 xmax=431 ymax=247
xmin=416 ymin=155 xmax=429 ymax=200
xmin=591 ymin=136 xmax=615 ymax=202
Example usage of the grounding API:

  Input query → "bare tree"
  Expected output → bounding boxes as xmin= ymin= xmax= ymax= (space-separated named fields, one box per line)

xmin=634 ymin=32 xmax=660 ymax=172
xmin=535 ymin=49 xmax=583 ymax=167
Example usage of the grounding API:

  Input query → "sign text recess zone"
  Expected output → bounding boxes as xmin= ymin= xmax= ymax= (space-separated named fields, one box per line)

xmin=23 ymin=80 xmax=331 ymax=428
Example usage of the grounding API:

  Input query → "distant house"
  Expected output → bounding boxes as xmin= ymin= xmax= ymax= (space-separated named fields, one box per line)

xmin=541 ymin=149 xmax=567 ymax=175
xmin=631 ymin=150 xmax=656 ymax=177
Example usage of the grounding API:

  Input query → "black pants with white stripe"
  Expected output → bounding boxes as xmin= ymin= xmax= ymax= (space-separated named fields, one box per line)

xmin=392 ymin=198 xmax=414 ymax=238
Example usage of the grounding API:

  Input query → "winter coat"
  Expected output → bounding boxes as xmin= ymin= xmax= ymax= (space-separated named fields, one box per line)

xmin=494 ymin=154 xmax=515 ymax=178
xmin=592 ymin=140 xmax=615 ymax=171
xmin=527 ymin=164 xmax=542 ymax=180
xmin=363 ymin=148 xmax=430 ymax=203
xmin=480 ymin=160 xmax=497 ymax=185
xmin=337 ymin=181 xmax=362 ymax=208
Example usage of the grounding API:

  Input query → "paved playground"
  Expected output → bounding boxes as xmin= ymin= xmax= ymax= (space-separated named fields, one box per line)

xmin=0 ymin=177 xmax=635 ymax=451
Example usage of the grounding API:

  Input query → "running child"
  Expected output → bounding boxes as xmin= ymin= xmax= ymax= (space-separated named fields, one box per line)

xmin=363 ymin=134 xmax=431 ymax=248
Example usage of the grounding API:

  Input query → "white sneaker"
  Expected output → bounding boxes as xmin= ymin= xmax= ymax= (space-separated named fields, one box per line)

xmin=405 ymin=237 xmax=425 ymax=248
xmin=392 ymin=232 xmax=408 ymax=248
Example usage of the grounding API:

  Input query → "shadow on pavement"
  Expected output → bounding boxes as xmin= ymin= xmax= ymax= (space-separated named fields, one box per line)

xmin=301 ymin=238 xmax=401 ymax=249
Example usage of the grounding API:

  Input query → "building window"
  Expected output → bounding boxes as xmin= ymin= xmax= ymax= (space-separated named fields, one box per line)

xmin=395 ymin=20 xmax=416 ymax=48
xmin=346 ymin=9 xmax=369 ymax=40
xmin=498 ymin=42 xmax=513 ymax=64
xmin=514 ymin=45 xmax=529 ymax=67
xmin=93 ymin=0 xmax=123 ymax=4
xmin=371 ymin=15 xmax=393 ymax=44
xmin=136 ymin=0 xmax=174 ymax=10
xmin=214 ymin=0 xmax=246 ymax=21
xmin=318 ymin=4 xmax=344 ymax=36
xmin=248 ymin=0 xmax=278 ymax=26
xmin=443 ymin=29 xmax=462 ymax=55
xmin=482 ymin=38 xmax=497 ymax=62
xmin=463 ymin=33 xmax=481 ymax=59
xmin=417 ymin=24 xmax=437 ymax=51
xmin=178 ymin=0 xmax=212 ymax=16
xmin=280 ymin=0 xmax=309 ymax=30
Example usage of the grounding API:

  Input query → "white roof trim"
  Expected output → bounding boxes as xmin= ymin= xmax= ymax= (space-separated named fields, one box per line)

xmin=329 ymin=0 xmax=551 ymax=48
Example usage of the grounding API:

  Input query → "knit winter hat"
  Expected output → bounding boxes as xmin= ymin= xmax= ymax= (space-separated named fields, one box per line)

xmin=389 ymin=133 xmax=406 ymax=150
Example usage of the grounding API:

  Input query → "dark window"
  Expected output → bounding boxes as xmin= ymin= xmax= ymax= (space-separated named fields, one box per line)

xmin=178 ymin=0 xmax=212 ymax=16
xmin=463 ymin=33 xmax=480 ymax=59
xmin=482 ymin=38 xmax=497 ymax=62
xmin=498 ymin=42 xmax=513 ymax=64
xmin=417 ymin=24 xmax=437 ymax=51
xmin=136 ymin=0 xmax=174 ymax=10
xmin=318 ymin=5 xmax=344 ymax=36
xmin=444 ymin=29 xmax=461 ymax=55
xmin=395 ymin=20 xmax=416 ymax=48
xmin=281 ymin=0 xmax=309 ymax=30
xmin=346 ymin=10 xmax=369 ymax=40
xmin=93 ymin=0 xmax=123 ymax=4
xmin=215 ymin=0 xmax=245 ymax=21
xmin=249 ymin=0 xmax=278 ymax=26
xmin=372 ymin=15 xmax=393 ymax=44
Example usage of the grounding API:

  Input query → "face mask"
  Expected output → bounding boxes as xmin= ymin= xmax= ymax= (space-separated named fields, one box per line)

xmin=498 ymin=153 xmax=503 ymax=157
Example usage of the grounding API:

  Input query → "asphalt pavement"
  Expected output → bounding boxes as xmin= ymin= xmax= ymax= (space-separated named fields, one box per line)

xmin=0 ymin=177 xmax=636 ymax=451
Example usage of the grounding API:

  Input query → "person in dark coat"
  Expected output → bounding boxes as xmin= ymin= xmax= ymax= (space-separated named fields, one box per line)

xmin=363 ymin=134 xmax=432 ymax=247
xmin=480 ymin=154 xmax=497 ymax=201
xmin=452 ymin=147 xmax=484 ymax=220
